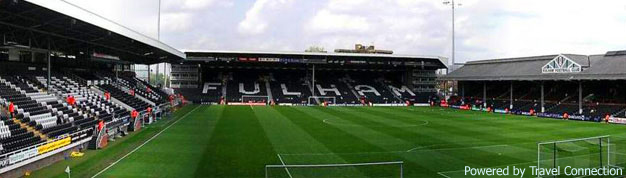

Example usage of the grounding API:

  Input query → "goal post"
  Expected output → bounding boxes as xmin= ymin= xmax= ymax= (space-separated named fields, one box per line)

xmin=265 ymin=161 xmax=403 ymax=178
xmin=242 ymin=95 xmax=270 ymax=104
xmin=537 ymin=135 xmax=615 ymax=171
xmin=307 ymin=96 xmax=336 ymax=106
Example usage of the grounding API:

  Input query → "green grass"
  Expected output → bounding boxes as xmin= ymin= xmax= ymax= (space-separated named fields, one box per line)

xmin=34 ymin=105 xmax=626 ymax=177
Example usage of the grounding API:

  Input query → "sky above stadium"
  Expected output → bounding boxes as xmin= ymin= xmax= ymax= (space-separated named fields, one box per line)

xmin=65 ymin=0 xmax=626 ymax=64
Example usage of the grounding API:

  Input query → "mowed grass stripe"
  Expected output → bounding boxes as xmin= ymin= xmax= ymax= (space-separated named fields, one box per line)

xmin=97 ymin=105 xmax=211 ymax=177
xmin=320 ymin=107 xmax=524 ymax=175
xmin=30 ymin=105 xmax=200 ymax=178
xmin=281 ymin=106 xmax=409 ymax=177
xmin=33 ymin=106 xmax=626 ymax=177
xmin=195 ymin=106 xmax=279 ymax=177
xmin=341 ymin=107 xmax=535 ymax=168
xmin=251 ymin=106 xmax=367 ymax=177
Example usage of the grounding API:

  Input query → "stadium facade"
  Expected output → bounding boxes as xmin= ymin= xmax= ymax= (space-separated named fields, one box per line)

xmin=172 ymin=51 xmax=448 ymax=106
xmin=442 ymin=50 xmax=626 ymax=123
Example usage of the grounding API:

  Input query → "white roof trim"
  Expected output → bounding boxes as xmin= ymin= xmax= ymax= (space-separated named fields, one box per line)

xmin=541 ymin=54 xmax=582 ymax=74
xmin=25 ymin=0 xmax=185 ymax=59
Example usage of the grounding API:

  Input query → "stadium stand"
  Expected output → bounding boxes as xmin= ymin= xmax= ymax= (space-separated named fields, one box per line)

xmin=443 ymin=52 xmax=626 ymax=122
xmin=176 ymin=52 xmax=446 ymax=106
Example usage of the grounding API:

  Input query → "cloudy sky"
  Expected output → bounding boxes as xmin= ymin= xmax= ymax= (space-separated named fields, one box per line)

xmin=65 ymin=0 xmax=626 ymax=64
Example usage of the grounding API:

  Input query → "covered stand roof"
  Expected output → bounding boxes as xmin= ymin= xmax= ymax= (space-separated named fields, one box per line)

xmin=0 ymin=0 xmax=185 ymax=64
xmin=442 ymin=50 xmax=626 ymax=81
xmin=185 ymin=50 xmax=449 ymax=69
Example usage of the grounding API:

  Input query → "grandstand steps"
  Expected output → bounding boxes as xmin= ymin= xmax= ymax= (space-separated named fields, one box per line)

xmin=341 ymin=77 xmax=361 ymax=101
xmin=221 ymin=75 xmax=228 ymax=100
xmin=13 ymin=118 xmax=49 ymax=141
xmin=495 ymin=90 xmax=510 ymax=99
xmin=614 ymin=108 xmax=626 ymax=117
xmin=518 ymin=89 xmax=533 ymax=100
xmin=264 ymin=78 xmax=274 ymax=102
xmin=91 ymin=87 xmax=135 ymax=111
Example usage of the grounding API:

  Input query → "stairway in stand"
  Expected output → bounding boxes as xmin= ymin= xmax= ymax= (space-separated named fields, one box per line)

xmin=13 ymin=118 xmax=49 ymax=141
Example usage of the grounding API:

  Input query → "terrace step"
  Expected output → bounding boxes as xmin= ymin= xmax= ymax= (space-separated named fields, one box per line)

xmin=13 ymin=118 xmax=49 ymax=141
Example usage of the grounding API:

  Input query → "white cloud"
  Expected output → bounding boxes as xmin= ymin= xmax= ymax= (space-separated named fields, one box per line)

xmin=161 ymin=13 xmax=192 ymax=33
xmin=64 ymin=0 xmax=626 ymax=63
xmin=162 ymin=0 xmax=232 ymax=12
xmin=238 ymin=0 xmax=295 ymax=35
xmin=307 ymin=10 xmax=370 ymax=34
xmin=452 ymin=0 xmax=626 ymax=61
xmin=303 ymin=0 xmax=447 ymax=57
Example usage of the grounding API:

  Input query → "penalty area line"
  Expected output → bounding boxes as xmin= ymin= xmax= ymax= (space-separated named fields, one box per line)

xmin=437 ymin=171 xmax=452 ymax=178
xmin=91 ymin=105 xmax=202 ymax=178
xmin=277 ymin=154 xmax=293 ymax=178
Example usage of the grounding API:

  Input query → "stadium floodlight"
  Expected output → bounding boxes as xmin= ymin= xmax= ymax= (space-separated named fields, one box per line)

xmin=537 ymin=135 xmax=619 ymax=172
xmin=265 ymin=161 xmax=403 ymax=178
xmin=442 ymin=0 xmax=461 ymax=67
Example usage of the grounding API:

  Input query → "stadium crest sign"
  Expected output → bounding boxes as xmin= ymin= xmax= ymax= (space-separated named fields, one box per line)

xmin=542 ymin=54 xmax=582 ymax=73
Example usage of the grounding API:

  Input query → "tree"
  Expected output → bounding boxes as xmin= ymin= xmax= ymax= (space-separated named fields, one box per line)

xmin=305 ymin=46 xmax=327 ymax=53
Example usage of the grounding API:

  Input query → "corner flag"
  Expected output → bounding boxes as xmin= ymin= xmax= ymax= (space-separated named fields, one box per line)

xmin=65 ymin=166 xmax=71 ymax=178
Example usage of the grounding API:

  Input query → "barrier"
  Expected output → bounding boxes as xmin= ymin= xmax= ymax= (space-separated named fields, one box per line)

xmin=609 ymin=117 xmax=626 ymax=124
xmin=38 ymin=137 xmax=72 ymax=154
xmin=228 ymin=102 xmax=266 ymax=106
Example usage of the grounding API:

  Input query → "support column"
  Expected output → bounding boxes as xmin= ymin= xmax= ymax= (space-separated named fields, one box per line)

xmin=312 ymin=64 xmax=316 ymax=96
xmin=47 ymin=39 xmax=51 ymax=93
xmin=164 ymin=63 xmax=168 ymax=88
xmin=156 ymin=63 xmax=160 ymax=86
xmin=579 ymin=81 xmax=583 ymax=114
xmin=444 ymin=81 xmax=448 ymax=100
xmin=510 ymin=81 xmax=513 ymax=109
xmin=148 ymin=65 xmax=151 ymax=83
xmin=541 ymin=82 xmax=546 ymax=112
xmin=461 ymin=82 xmax=465 ymax=98
xmin=483 ymin=82 xmax=487 ymax=108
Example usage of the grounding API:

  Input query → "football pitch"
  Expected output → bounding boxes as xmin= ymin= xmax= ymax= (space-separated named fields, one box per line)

xmin=35 ymin=105 xmax=626 ymax=177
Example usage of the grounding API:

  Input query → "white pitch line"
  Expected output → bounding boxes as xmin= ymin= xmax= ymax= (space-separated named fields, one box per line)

xmin=437 ymin=171 xmax=452 ymax=178
xmin=91 ymin=105 xmax=202 ymax=178
xmin=277 ymin=154 xmax=293 ymax=178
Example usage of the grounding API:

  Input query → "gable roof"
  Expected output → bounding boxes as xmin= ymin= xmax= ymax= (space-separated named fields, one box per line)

xmin=441 ymin=52 xmax=626 ymax=81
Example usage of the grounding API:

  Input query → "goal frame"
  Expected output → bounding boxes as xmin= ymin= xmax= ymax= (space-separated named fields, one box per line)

xmin=537 ymin=135 xmax=611 ymax=170
xmin=241 ymin=95 xmax=270 ymax=104
xmin=307 ymin=96 xmax=336 ymax=105
xmin=265 ymin=161 xmax=404 ymax=178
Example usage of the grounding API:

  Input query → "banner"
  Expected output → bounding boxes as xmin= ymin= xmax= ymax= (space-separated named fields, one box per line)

xmin=9 ymin=147 xmax=38 ymax=164
xmin=568 ymin=115 xmax=587 ymax=121
xmin=610 ymin=117 xmax=626 ymax=124
xmin=536 ymin=113 xmax=562 ymax=119
xmin=413 ymin=103 xmax=430 ymax=107
xmin=228 ymin=102 xmax=266 ymax=106
xmin=372 ymin=104 xmax=406 ymax=107
xmin=38 ymin=137 xmax=71 ymax=154
xmin=494 ymin=109 xmax=507 ymax=114
xmin=71 ymin=133 xmax=88 ymax=142
xmin=0 ymin=158 xmax=9 ymax=168
xmin=259 ymin=58 xmax=280 ymax=62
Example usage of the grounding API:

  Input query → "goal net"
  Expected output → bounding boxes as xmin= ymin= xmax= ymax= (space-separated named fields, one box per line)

xmin=537 ymin=135 xmax=618 ymax=172
xmin=307 ymin=96 xmax=336 ymax=106
xmin=265 ymin=161 xmax=403 ymax=178
xmin=242 ymin=95 xmax=270 ymax=104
